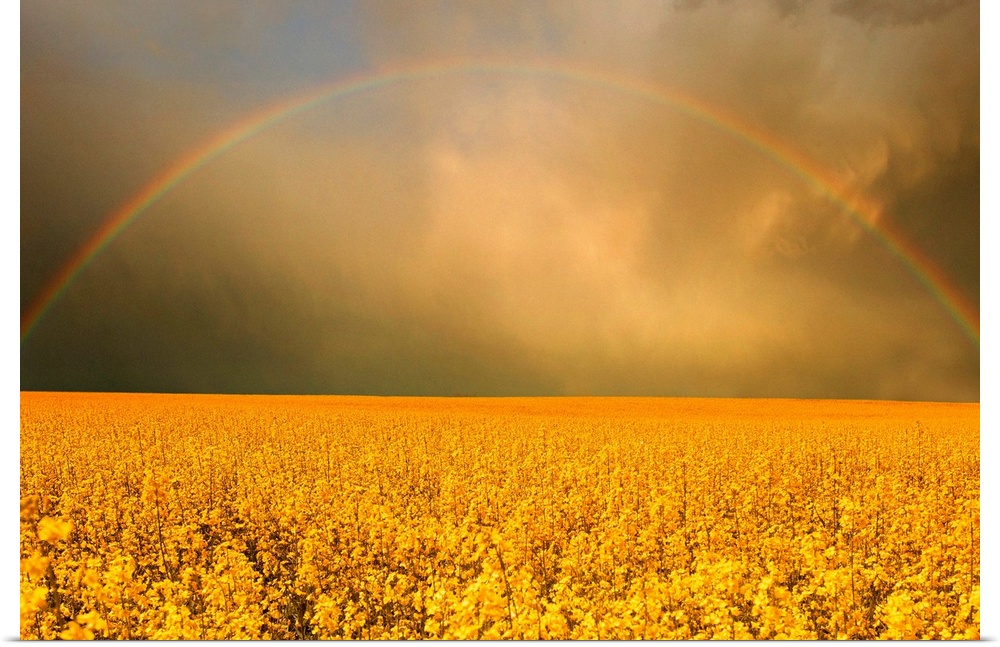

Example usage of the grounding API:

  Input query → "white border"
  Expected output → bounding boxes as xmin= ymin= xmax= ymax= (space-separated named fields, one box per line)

xmin=978 ymin=0 xmax=993 ymax=640
xmin=6 ymin=1 xmax=21 ymax=640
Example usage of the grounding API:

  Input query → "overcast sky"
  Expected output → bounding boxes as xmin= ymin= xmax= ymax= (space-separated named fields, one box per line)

xmin=20 ymin=0 xmax=979 ymax=400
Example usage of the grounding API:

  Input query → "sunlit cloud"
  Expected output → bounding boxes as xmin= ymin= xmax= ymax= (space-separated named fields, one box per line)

xmin=20 ymin=0 xmax=978 ymax=399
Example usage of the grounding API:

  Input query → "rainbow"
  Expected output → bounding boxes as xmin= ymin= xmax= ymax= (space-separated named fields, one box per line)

xmin=20 ymin=59 xmax=979 ymax=346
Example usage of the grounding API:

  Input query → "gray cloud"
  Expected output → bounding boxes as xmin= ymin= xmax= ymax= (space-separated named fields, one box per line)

xmin=667 ymin=0 xmax=974 ymax=26
xmin=20 ymin=0 xmax=978 ymax=400
xmin=829 ymin=0 xmax=973 ymax=26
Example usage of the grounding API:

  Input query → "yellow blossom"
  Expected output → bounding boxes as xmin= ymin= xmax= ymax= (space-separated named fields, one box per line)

xmin=37 ymin=516 xmax=73 ymax=544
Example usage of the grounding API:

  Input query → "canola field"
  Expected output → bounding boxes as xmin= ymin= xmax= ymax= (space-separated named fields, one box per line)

xmin=20 ymin=392 xmax=979 ymax=639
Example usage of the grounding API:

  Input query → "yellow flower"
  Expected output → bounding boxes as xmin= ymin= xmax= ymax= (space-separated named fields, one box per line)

xmin=37 ymin=516 xmax=73 ymax=544
xmin=60 ymin=621 xmax=95 ymax=640
xmin=21 ymin=586 xmax=48 ymax=614
xmin=21 ymin=553 xmax=50 ymax=580
xmin=20 ymin=496 xmax=38 ymax=522
xmin=78 ymin=610 xmax=108 ymax=633
xmin=81 ymin=568 xmax=101 ymax=588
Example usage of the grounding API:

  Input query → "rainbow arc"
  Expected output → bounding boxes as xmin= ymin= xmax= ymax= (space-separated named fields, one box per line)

xmin=19 ymin=59 xmax=979 ymax=347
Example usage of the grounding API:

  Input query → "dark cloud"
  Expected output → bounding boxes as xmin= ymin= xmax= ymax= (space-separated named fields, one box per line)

xmin=20 ymin=0 xmax=978 ymax=400
xmin=829 ymin=0 xmax=973 ymax=27
xmin=669 ymin=0 xmax=973 ymax=26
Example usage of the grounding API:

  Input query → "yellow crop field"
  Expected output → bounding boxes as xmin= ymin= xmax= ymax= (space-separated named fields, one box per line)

xmin=20 ymin=392 xmax=978 ymax=640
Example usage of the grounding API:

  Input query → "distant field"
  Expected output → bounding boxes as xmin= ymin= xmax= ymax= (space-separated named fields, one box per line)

xmin=20 ymin=392 xmax=979 ymax=639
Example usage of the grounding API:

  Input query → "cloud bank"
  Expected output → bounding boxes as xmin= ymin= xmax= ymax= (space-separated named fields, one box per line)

xmin=21 ymin=0 xmax=979 ymax=400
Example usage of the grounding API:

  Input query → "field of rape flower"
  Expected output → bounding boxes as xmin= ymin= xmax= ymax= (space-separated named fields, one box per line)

xmin=20 ymin=392 xmax=978 ymax=639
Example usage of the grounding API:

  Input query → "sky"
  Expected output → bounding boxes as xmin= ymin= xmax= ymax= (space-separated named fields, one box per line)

xmin=19 ymin=0 xmax=980 ymax=400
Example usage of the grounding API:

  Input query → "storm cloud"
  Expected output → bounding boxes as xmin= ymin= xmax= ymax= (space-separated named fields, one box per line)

xmin=20 ymin=0 xmax=979 ymax=400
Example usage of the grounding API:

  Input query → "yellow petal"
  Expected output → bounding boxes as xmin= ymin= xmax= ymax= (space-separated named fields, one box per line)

xmin=37 ymin=517 xmax=73 ymax=544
